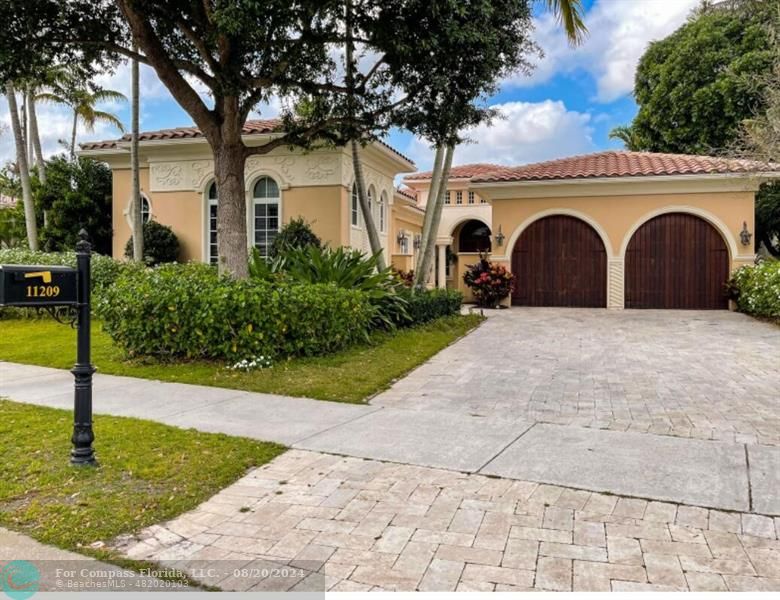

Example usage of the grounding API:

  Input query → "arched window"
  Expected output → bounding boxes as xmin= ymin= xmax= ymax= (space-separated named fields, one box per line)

xmin=141 ymin=195 xmax=151 ymax=224
xmin=367 ymin=186 xmax=375 ymax=227
xmin=252 ymin=176 xmax=280 ymax=259
xmin=207 ymin=182 xmax=218 ymax=264
xmin=351 ymin=183 xmax=359 ymax=227
xmin=379 ymin=191 xmax=387 ymax=232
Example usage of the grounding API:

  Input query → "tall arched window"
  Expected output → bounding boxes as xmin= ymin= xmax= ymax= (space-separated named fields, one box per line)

xmin=141 ymin=195 xmax=151 ymax=224
xmin=252 ymin=176 xmax=280 ymax=258
xmin=379 ymin=191 xmax=387 ymax=232
xmin=207 ymin=182 xmax=218 ymax=264
xmin=351 ymin=183 xmax=359 ymax=227
xmin=367 ymin=186 xmax=375 ymax=227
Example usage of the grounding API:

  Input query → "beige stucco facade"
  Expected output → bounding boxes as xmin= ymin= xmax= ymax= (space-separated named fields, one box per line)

xmin=404 ymin=172 xmax=763 ymax=309
xmin=83 ymin=133 xmax=415 ymax=263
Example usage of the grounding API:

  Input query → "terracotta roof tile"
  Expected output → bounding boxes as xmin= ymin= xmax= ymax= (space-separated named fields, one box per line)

xmin=403 ymin=163 xmax=504 ymax=182
xmin=471 ymin=151 xmax=776 ymax=183
xmin=79 ymin=119 xmax=413 ymax=165
xmin=395 ymin=186 xmax=418 ymax=201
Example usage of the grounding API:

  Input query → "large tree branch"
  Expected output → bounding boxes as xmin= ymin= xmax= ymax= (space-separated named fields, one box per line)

xmin=175 ymin=17 xmax=220 ymax=77
xmin=116 ymin=0 xmax=218 ymax=139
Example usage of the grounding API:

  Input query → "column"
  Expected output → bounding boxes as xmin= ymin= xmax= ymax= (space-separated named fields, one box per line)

xmin=607 ymin=258 xmax=625 ymax=309
xmin=437 ymin=244 xmax=447 ymax=289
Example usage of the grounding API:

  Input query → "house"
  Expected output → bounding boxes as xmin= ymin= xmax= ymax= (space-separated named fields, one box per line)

xmin=79 ymin=119 xmax=424 ymax=267
xmin=403 ymin=151 xmax=779 ymax=309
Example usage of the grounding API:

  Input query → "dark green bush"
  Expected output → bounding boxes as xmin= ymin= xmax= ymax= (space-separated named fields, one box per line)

xmin=398 ymin=288 xmax=463 ymax=326
xmin=269 ymin=217 xmax=322 ymax=257
xmin=124 ymin=220 xmax=180 ymax=265
xmin=96 ymin=263 xmax=375 ymax=360
xmin=728 ymin=259 xmax=780 ymax=320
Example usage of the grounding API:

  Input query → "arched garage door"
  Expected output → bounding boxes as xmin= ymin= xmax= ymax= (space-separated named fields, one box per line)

xmin=512 ymin=215 xmax=607 ymax=307
xmin=625 ymin=213 xmax=729 ymax=309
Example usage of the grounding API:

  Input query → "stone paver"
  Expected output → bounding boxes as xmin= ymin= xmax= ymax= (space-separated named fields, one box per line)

xmin=371 ymin=309 xmax=780 ymax=447
xmin=114 ymin=450 xmax=780 ymax=592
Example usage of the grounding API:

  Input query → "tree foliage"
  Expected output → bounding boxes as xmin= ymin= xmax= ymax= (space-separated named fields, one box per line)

xmin=0 ymin=0 xmax=539 ymax=278
xmin=628 ymin=0 xmax=774 ymax=154
xmin=37 ymin=156 xmax=113 ymax=255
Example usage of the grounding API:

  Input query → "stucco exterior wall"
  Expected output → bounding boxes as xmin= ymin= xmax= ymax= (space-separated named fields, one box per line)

xmin=484 ymin=188 xmax=756 ymax=309
xmin=389 ymin=201 xmax=424 ymax=272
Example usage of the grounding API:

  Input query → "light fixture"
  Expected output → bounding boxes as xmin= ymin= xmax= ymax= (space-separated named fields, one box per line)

xmin=495 ymin=224 xmax=505 ymax=247
xmin=740 ymin=221 xmax=752 ymax=246
xmin=396 ymin=229 xmax=406 ymax=245
xmin=413 ymin=234 xmax=422 ymax=250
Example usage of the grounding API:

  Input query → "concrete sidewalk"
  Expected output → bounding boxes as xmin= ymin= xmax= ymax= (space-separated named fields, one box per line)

xmin=0 ymin=527 xmax=182 ymax=591
xmin=1 ymin=361 xmax=777 ymax=516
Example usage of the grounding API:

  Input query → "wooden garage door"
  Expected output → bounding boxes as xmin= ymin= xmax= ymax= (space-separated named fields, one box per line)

xmin=625 ymin=213 xmax=729 ymax=309
xmin=512 ymin=215 xmax=607 ymax=307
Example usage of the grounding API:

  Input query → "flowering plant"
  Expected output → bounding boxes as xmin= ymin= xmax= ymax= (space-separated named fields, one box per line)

xmin=227 ymin=355 xmax=273 ymax=371
xmin=462 ymin=255 xmax=515 ymax=308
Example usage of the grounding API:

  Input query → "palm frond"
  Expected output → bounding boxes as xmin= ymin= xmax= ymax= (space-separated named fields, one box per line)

xmin=91 ymin=110 xmax=126 ymax=133
xmin=543 ymin=0 xmax=588 ymax=46
xmin=92 ymin=89 xmax=128 ymax=104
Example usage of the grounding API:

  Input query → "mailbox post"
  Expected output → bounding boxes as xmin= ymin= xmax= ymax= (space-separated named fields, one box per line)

xmin=0 ymin=229 xmax=95 ymax=465
xmin=70 ymin=230 xmax=96 ymax=465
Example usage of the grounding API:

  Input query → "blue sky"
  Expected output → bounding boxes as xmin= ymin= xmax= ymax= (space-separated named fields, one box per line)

xmin=0 ymin=0 xmax=700 ymax=172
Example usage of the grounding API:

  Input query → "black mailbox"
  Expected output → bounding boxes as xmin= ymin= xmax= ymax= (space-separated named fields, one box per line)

xmin=0 ymin=265 xmax=78 ymax=307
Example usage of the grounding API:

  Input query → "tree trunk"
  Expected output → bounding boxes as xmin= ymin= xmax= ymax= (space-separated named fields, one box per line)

xmin=130 ymin=50 xmax=143 ymax=262
xmin=70 ymin=111 xmax=78 ymax=160
xmin=214 ymin=140 xmax=249 ymax=278
xmin=413 ymin=145 xmax=445 ymax=288
xmin=351 ymin=140 xmax=386 ymax=270
xmin=27 ymin=87 xmax=45 ymax=185
xmin=415 ymin=144 xmax=454 ymax=288
xmin=24 ymin=92 xmax=34 ymax=166
xmin=5 ymin=83 xmax=38 ymax=250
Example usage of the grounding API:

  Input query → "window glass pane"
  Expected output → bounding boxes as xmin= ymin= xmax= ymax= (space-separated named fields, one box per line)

xmin=468 ymin=191 xmax=475 ymax=205
xmin=351 ymin=184 xmax=359 ymax=226
xmin=456 ymin=191 xmax=463 ymax=205
xmin=253 ymin=176 xmax=279 ymax=199
xmin=444 ymin=191 xmax=450 ymax=204
xmin=208 ymin=182 xmax=218 ymax=200
xmin=253 ymin=199 xmax=280 ymax=259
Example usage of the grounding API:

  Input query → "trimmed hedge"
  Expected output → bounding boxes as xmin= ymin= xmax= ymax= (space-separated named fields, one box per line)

xmin=399 ymin=288 xmax=463 ymax=325
xmin=728 ymin=259 xmax=780 ymax=320
xmin=0 ymin=248 xmax=127 ymax=293
xmin=95 ymin=263 xmax=375 ymax=361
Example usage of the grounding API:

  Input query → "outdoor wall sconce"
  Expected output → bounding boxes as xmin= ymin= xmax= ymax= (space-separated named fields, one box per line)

xmin=413 ymin=234 xmax=422 ymax=250
xmin=495 ymin=225 xmax=505 ymax=247
xmin=740 ymin=221 xmax=752 ymax=246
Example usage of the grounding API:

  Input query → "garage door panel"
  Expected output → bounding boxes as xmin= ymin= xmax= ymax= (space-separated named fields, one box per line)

xmin=512 ymin=215 xmax=607 ymax=308
xmin=625 ymin=213 xmax=729 ymax=310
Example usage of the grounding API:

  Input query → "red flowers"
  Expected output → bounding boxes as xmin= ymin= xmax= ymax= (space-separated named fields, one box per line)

xmin=463 ymin=257 xmax=515 ymax=308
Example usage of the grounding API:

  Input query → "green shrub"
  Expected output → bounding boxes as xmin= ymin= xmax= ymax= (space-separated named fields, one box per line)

xmin=399 ymin=288 xmax=463 ymax=326
xmin=269 ymin=217 xmax=322 ymax=258
xmin=0 ymin=249 xmax=131 ymax=319
xmin=728 ymin=259 xmax=780 ymax=320
xmin=250 ymin=245 xmax=408 ymax=329
xmin=124 ymin=220 xmax=180 ymax=265
xmin=96 ymin=263 xmax=374 ymax=361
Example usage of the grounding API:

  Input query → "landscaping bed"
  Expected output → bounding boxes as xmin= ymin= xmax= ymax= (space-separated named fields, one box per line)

xmin=0 ymin=399 xmax=284 ymax=567
xmin=728 ymin=259 xmax=780 ymax=324
xmin=0 ymin=314 xmax=483 ymax=403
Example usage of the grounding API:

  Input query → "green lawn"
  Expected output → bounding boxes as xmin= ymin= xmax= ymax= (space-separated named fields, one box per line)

xmin=0 ymin=399 xmax=284 ymax=574
xmin=0 ymin=315 xmax=483 ymax=403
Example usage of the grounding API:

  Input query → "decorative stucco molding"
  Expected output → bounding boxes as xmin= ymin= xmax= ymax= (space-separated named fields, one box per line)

xmin=608 ymin=258 xmax=625 ymax=309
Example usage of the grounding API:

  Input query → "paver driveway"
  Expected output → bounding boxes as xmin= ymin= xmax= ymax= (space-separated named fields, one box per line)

xmin=373 ymin=308 xmax=780 ymax=447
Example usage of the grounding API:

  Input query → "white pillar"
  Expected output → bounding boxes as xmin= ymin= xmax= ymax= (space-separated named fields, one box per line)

xmin=607 ymin=258 xmax=625 ymax=309
xmin=437 ymin=244 xmax=447 ymax=289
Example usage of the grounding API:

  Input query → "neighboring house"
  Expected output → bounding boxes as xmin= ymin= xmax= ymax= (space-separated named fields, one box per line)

xmin=0 ymin=194 xmax=17 ymax=209
xmin=404 ymin=151 xmax=779 ymax=310
xmin=79 ymin=119 xmax=422 ymax=264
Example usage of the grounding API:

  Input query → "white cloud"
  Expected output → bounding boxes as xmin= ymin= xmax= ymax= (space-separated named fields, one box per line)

xmin=0 ymin=95 xmax=120 ymax=166
xmin=508 ymin=0 xmax=700 ymax=102
xmin=405 ymin=100 xmax=594 ymax=170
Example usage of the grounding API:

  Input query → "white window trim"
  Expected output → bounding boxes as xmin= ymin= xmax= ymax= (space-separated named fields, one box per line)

xmin=124 ymin=192 xmax=152 ymax=230
xmin=351 ymin=183 xmax=361 ymax=229
xmin=248 ymin=175 xmax=282 ymax=258
xmin=204 ymin=182 xmax=219 ymax=264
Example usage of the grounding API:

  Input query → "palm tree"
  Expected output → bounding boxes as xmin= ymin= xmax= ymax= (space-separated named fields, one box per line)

xmin=609 ymin=125 xmax=644 ymax=151
xmin=130 ymin=50 xmax=143 ymax=261
xmin=4 ymin=83 xmax=37 ymax=250
xmin=414 ymin=0 xmax=589 ymax=289
xmin=38 ymin=84 xmax=126 ymax=159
